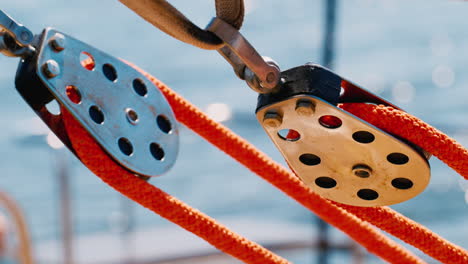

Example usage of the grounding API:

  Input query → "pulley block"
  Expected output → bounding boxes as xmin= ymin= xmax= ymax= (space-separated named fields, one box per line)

xmin=9 ymin=27 xmax=179 ymax=177
xmin=256 ymin=64 xmax=430 ymax=206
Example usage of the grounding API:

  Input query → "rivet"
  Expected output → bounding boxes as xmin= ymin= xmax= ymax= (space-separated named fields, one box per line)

xmin=263 ymin=112 xmax=282 ymax=128
xmin=266 ymin=72 xmax=276 ymax=83
xmin=125 ymin=108 xmax=139 ymax=125
xmin=20 ymin=31 xmax=31 ymax=42
xmin=42 ymin=60 xmax=60 ymax=78
xmin=295 ymin=100 xmax=315 ymax=116
xmin=49 ymin=33 xmax=65 ymax=52
xmin=352 ymin=164 xmax=372 ymax=178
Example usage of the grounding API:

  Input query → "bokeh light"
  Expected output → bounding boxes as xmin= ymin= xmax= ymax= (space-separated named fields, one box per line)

xmin=432 ymin=65 xmax=455 ymax=88
xmin=46 ymin=131 xmax=64 ymax=149
xmin=391 ymin=81 xmax=414 ymax=103
xmin=430 ymin=33 xmax=454 ymax=57
xmin=205 ymin=103 xmax=232 ymax=122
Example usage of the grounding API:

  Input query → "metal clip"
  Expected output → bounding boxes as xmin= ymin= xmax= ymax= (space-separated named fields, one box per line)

xmin=0 ymin=10 xmax=35 ymax=57
xmin=206 ymin=17 xmax=280 ymax=94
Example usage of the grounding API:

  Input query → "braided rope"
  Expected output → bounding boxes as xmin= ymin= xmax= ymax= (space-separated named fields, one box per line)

xmin=342 ymin=103 xmax=468 ymax=179
xmin=135 ymin=65 xmax=467 ymax=263
xmin=60 ymin=63 xmax=468 ymax=263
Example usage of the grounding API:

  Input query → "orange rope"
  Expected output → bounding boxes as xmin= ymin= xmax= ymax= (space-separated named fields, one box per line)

xmin=60 ymin=63 xmax=468 ymax=263
xmin=341 ymin=103 xmax=468 ymax=179
xmin=339 ymin=204 xmax=468 ymax=264
xmin=133 ymin=66 xmax=467 ymax=263
xmin=61 ymin=109 xmax=290 ymax=264
xmin=61 ymin=94 xmax=424 ymax=264
xmin=63 ymin=63 xmax=426 ymax=264
xmin=339 ymin=103 xmax=468 ymax=264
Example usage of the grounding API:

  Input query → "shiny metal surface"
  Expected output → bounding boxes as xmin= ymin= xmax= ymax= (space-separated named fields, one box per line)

xmin=42 ymin=60 xmax=61 ymax=78
xmin=0 ymin=9 xmax=33 ymax=47
xmin=206 ymin=17 xmax=280 ymax=93
xmin=0 ymin=10 xmax=35 ymax=58
xmin=35 ymin=28 xmax=179 ymax=177
xmin=257 ymin=95 xmax=431 ymax=206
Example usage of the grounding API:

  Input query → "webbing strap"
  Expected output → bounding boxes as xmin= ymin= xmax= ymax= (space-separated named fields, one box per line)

xmin=215 ymin=0 xmax=244 ymax=29
xmin=119 ymin=0 xmax=244 ymax=50
xmin=61 ymin=63 xmax=468 ymax=263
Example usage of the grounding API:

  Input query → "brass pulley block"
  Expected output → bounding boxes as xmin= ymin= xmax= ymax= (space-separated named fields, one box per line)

xmin=256 ymin=64 xmax=430 ymax=206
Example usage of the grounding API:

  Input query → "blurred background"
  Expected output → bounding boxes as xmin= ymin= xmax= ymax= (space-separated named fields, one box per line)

xmin=0 ymin=0 xmax=467 ymax=263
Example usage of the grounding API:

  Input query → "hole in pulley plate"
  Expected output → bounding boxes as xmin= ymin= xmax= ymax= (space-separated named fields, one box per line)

xmin=150 ymin=143 xmax=165 ymax=161
xmin=103 ymin=64 xmax=118 ymax=82
xmin=319 ymin=115 xmax=342 ymax=129
xmin=89 ymin=105 xmax=104 ymax=124
xmin=45 ymin=99 xmax=61 ymax=116
xmin=118 ymin=138 xmax=133 ymax=156
xmin=133 ymin=79 xmax=148 ymax=97
xmin=391 ymin=178 xmax=413 ymax=189
xmin=299 ymin=153 xmax=321 ymax=166
xmin=66 ymin=85 xmax=82 ymax=104
xmin=80 ymin=52 xmax=95 ymax=71
xmin=357 ymin=189 xmax=379 ymax=200
xmin=157 ymin=115 xmax=172 ymax=134
xmin=352 ymin=131 xmax=375 ymax=144
xmin=315 ymin=177 xmax=337 ymax=189
xmin=387 ymin=152 xmax=409 ymax=165
xmin=278 ymin=129 xmax=301 ymax=141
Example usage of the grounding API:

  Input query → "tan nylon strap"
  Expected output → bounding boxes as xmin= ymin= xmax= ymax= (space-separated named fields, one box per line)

xmin=119 ymin=0 xmax=244 ymax=50
xmin=215 ymin=0 xmax=244 ymax=29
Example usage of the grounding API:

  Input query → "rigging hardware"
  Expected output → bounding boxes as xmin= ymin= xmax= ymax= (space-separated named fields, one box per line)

xmin=0 ymin=5 xmax=432 ymax=205
xmin=0 ymin=10 xmax=35 ymax=57
xmin=0 ymin=10 xmax=179 ymax=177
xmin=207 ymin=17 xmax=280 ymax=93
xmin=256 ymin=64 xmax=431 ymax=206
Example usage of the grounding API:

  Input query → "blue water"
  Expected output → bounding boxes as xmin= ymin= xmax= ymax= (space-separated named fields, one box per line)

xmin=1 ymin=0 xmax=468 ymax=263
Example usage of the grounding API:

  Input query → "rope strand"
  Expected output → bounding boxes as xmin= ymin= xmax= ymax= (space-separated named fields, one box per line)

xmin=62 ymin=108 xmax=290 ymax=264
xmin=132 ymin=64 xmax=467 ymax=263
xmin=341 ymin=103 xmax=468 ymax=179
xmin=60 ymin=62 xmax=467 ymax=263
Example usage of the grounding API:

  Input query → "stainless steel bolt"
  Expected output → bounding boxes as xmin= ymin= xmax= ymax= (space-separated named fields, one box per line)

xmin=49 ymin=33 xmax=65 ymax=52
xmin=42 ymin=60 xmax=60 ymax=78
xmin=295 ymin=100 xmax=315 ymax=116
xmin=263 ymin=112 xmax=282 ymax=128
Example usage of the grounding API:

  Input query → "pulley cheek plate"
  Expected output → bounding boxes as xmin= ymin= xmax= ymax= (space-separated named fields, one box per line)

xmin=32 ymin=28 xmax=178 ymax=177
xmin=256 ymin=95 xmax=430 ymax=207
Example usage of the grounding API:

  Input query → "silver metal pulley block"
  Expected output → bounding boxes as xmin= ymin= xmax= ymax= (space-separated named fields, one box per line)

xmin=256 ymin=64 xmax=430 ymax=206
xmin=11 ymin=27 xmax=179 ymax=177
